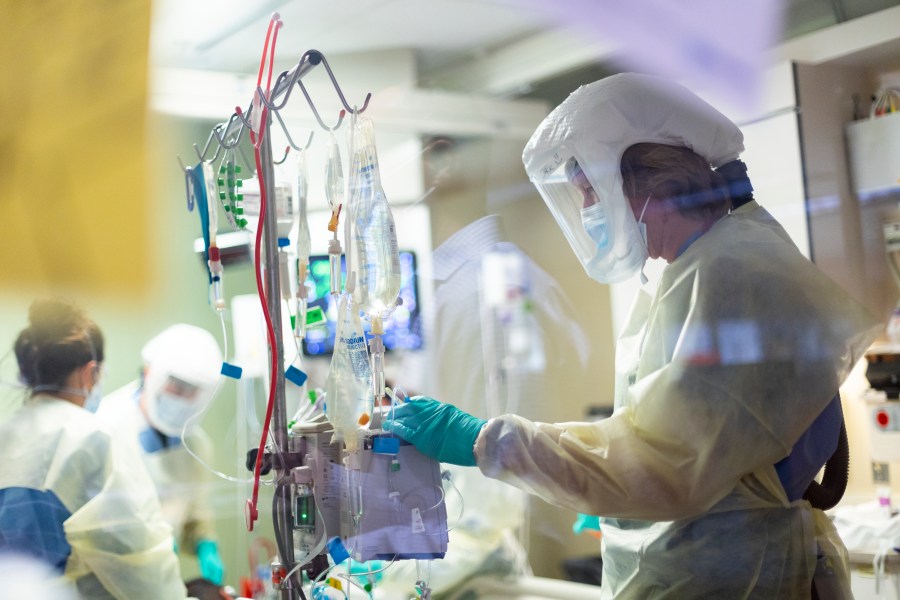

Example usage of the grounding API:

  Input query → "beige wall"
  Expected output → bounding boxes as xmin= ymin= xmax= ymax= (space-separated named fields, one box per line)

xmin=422 ymin=135 xmax=615 ymax=578
xmin=0 ymin=112 xmax=276 ymax=584
xmin=797 ymin=61 xmax=900 ymax=504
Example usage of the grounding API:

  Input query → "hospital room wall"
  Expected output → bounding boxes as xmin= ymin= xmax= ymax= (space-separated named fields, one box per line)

xmin=797 ymin=61 xmax=900 ymax=505
xmin=423 ymin=135 xmax=614 ymax=578
xmin=424 ymin=136 xmax=615 ymax=409
xmin=0 ymin=111 xmax=258 ymax=584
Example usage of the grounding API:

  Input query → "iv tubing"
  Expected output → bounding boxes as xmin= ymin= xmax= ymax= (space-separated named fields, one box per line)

xmin=248 ymin=149 xmax=277 ymax=526
xmin=180 ymin=311 xmax=259 ymax=484
xmin=309 ymin=557 xmax=394 ymax=600
xmin=246 ymin=13 xmax=284 ymax=529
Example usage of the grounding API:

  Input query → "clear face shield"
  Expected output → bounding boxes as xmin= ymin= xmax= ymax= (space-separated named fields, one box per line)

xmin=528 ymin=149 xmax=648 ymax=284
xmin=143 ymin=369 xmax=213 ymax=437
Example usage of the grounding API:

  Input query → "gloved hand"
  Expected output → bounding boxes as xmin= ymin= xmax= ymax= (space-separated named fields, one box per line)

xmin=196 ymin=539 xmax=224 ymax=585
xmin=383 ymin=396 xmax=487 ymax=467
xmin=572 ymin=513 xmax=602 ymax=540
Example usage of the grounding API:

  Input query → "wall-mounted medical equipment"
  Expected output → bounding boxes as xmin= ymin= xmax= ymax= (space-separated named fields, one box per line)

xmin=861 ymin=354 xmax=900 ymax=519
xmin=846 ymin=90 xmax=900 ymax=199
xmin=303 ymin=251 xmax=422 ymax=356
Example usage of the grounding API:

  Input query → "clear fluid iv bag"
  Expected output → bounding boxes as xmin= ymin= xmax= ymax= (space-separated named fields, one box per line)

xmin=201 ymin=161 xmax=219 ymax=246
xmin=347 ymin=116 xmax=401 ymax=318
xmin=325 ymin=130 xmax=344 ymax=214
xmin=295 ymin=150 xmax=312 ymax=267
xmin=324 ymin=292 xmax=371 ymax=452
xmin=294 ymin=150 xmax=312 ymax=339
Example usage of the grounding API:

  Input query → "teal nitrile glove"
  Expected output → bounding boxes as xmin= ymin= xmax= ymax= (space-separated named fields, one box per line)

xmin=572 ymin=513 xmax=601 ymax=536
xmin=350 ymin=560 xmax=385 ymax=584
xmin=196 ymin=539 xmax=224 ymax=585
xmin=383 ymin=396 xmax=487 ymax=467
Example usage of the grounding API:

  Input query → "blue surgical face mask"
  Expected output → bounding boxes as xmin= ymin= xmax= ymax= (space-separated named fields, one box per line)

xmin=580 ymin=202 xmax=610 ymax=251
xmin=83 ymin=383 xmax=103 ymax=413
xmin=151 ymin=392 xmax=198 ymax=436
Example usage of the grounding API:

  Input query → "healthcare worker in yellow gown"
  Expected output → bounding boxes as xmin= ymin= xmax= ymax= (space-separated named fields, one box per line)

xmin=385 ymin=73 xmax=882 ymax=598
xmin=98 ymin=324 xmax=224 ymax=585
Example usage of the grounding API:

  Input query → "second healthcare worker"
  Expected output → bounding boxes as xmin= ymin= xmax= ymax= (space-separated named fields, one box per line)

xmin=386 ymin=73 xmax=881 ymax=598
xmin=0 ymin=299 xmax=186 ymax=599
xmin=98 ymin=324 xmax=225 ymax=585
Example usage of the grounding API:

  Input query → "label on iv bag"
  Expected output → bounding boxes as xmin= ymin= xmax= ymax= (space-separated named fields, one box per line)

xmin=339 ymin=334 xmax=370 ymax=379
xmin=411 ymin=508 xmax=426 ymax=534
xmin=342 ymin=443 xmax=448 ymax=561
xmin=306 ymin=431 xmax=343 ymax=540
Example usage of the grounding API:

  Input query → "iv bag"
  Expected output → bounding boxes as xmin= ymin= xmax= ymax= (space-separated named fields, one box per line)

xmin=325 ymin=131 xmax=344 ymax=212
xmin=324 ymin=293 xmax=371 ymax=451
xmin=295 ymin=150 xmax=312 ymax=266
xmin=347 ymin=116 xmax=401 ymax=318
xmin=201 ymin=161 xmax=219 ymax=245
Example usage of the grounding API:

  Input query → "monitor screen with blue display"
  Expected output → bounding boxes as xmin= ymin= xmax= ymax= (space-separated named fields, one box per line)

xmin=303 ymin=250 xmax=423 ymax=355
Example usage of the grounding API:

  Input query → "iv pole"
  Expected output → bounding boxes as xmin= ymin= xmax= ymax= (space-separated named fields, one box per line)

xmin=257 ymin=113 xmax=297 ymax=599
xmin=184 ymin=48 xmax=371 ymax=600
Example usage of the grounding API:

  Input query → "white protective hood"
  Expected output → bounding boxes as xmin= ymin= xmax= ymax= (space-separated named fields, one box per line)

xmin=141 ymin=324 xmax=222 ymax=437
xmin=522 ymin=72 xmax=745 ymax=283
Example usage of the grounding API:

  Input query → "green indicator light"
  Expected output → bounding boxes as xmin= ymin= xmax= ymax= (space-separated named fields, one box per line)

xmin=306 ymin=306 xmax=326 ymax=326
xmin=295 ymin=496 xmax=315 ymax=528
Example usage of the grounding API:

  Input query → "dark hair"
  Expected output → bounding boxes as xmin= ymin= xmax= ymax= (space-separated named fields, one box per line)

xmin=14 ymin=299 xmax=104 ymax=390
xmin=620 ymin=143 xmax=731 ymax=221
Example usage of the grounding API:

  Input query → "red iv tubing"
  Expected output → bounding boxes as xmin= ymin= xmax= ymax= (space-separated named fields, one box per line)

xmin=244 ymin=13 xmax=282 ymax=531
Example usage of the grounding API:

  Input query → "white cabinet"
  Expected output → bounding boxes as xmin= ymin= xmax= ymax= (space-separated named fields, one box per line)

xmin=847 ymin=111 xmax=900 ymax=199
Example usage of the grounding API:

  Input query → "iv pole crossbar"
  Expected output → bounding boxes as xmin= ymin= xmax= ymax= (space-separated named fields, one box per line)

xmin=189 ymin=49 xmax=373 ymax=165
xmin=181 ymin=48 xmax=372 ymax=600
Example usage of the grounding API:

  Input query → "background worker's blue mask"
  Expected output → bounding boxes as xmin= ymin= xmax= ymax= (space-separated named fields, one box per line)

xmin=83 ymin=383 xmax=103 ymax=413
